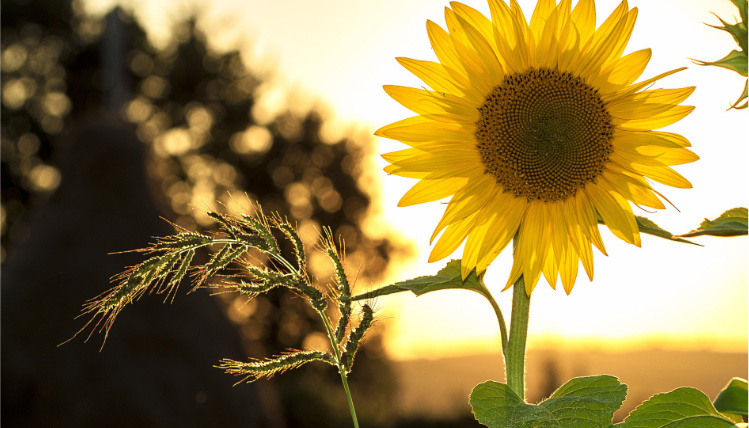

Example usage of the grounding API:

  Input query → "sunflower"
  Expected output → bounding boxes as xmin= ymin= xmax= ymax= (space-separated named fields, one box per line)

xmin=376 ymin=0 xmax=698 ymax=295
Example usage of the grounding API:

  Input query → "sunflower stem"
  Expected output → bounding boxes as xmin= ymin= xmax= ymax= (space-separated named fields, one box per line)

xmin=505 ymin=275 xmax=530 ymax=400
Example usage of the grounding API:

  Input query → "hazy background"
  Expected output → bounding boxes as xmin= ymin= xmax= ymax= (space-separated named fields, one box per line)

xmin=73 ymin=0 xmax=748 ymax=357
xmin=2 ymin=0 xmax=746 ymax=426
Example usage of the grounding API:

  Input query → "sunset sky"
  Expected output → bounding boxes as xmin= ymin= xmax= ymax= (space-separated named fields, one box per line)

xmin=83 ymin=0 xmax=747 ymax=359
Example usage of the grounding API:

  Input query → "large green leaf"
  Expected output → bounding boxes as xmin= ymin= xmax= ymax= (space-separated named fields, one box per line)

xmin=617 ymin=387 xmax=736 ymax=427
xmin=470 ymin=375 xmax=627 ymax=428
xmin=713 ymin=377 xmax=748 ymax=417
xmin=349 ymin=259 xmax=488 ymax=300
xmin=679 ymin=208 xmax=748 ymax=238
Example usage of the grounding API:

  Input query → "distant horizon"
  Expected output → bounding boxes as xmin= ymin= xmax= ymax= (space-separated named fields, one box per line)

xmin=393 ymin=348 xmax=748 ymax=421
xmin=385 ymin=332 xmax=749 ymax=361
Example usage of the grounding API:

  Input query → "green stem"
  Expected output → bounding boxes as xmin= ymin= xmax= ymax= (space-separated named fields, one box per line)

xmin=505 ymin=275 xmax=530 ymax=400
xmin=482 ymin=290 xmax=508 ymax=354
xmin=320 ymin=310 xmax=359 ymax=428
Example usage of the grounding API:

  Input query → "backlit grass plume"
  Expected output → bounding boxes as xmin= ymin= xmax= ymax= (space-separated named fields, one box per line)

xmin=67 ymin=205 xmax=373 ymax=427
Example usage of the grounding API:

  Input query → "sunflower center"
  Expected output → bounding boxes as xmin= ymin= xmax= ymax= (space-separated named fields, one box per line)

xmin=475 ymin=67 xmax=614 ymax=202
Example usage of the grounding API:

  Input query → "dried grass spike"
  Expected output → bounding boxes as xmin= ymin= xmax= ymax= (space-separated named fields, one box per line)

xmin=275 ymin=217 xmax=306 ymax=272
xmin=342 ymin=304 xmax=374 ymax=372
xmin=216 ymin=350 xmax=336 ymax=385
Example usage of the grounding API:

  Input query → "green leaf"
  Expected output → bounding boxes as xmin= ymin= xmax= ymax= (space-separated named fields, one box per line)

xmin=618 ymin=387 xmax=736 ymax=427
xmin=634 ymin=217 xmax=700 ymax=245
xmin=470 ymin=375 xmax=627 ymax=428
xmin=349 ymin=259 xmax=488 ymax=300
xmin=679 ymin=208 xmax=748 ymax=238
xmin=714 ymin=378 xmax=748 ymax=417
xmin=596 ymin=214 xmax=698 ymax=245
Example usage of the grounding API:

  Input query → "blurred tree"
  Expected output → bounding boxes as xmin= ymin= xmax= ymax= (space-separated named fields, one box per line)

xmin=1 ymin=0 xmax=403 ymax=427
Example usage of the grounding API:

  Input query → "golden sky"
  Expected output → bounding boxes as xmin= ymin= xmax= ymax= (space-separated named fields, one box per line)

xmin=83 ymin=0 xmax=748 ymax=358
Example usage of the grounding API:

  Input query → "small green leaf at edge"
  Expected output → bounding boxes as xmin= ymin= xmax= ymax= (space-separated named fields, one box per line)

xmin=616 ymin=387 xmax=736 ymax=427
xmin=634 ymin=216 xmax=700 ymax=246
xmin=679 ymin=208 xmax=749 ymax=238
xmin=470 ymin=375 xmax=627 ymax=428
xmin=714 ymin=377 xmax=748 ymax=417
xmin=349 ymin=259 xmax=488 ymax=301
xmin=596 ymin=214 xmax=699 ymax=245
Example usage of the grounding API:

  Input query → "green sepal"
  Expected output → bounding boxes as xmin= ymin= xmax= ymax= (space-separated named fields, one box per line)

xmin=470 ymin=375 xmax=627 ymax=428
xmin=730 ymin=79 xmax=748 ymax=109
xmin=713 ymin=377 xmax=748 ymax=418
xmin=616 ymin=387 xmax=737 ymax=427
xmin=679 ymin=208 xmax=748 ymax=237
xmin=695 ymin=0 xmax=747 ymax=107
xmin=695 ymin=50 xmax=748 ymax=77
xmin=708 ymin=12 xmax=747 ymax=54
xmin=349 ymin=259 xmax=488 ymax=300
xmin=732 ymin=0 xmax=748 ymax=26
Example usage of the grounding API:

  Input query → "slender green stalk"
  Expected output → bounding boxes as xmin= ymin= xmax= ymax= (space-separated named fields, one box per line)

xmin=482 ymin=290 xmax=508 ymax=354
xmin=319 ymin=310 xmax=359 ymax=428
xmin=505 ymin=275 xmax=530 ymax=400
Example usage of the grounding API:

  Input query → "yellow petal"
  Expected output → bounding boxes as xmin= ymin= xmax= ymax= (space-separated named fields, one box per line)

xmin=618 ymin=105 xmax=695 ymax=131
xmin=571 ymin=190 xmax=607 ymax=255
xmin=571 ymin=0 xmax=596 ymax=46
xmin=585 ymin=182 xmax=640 ymax=246
xmin=377 ymin=117 xmax=473 ymax=143
xmin=602 ymin=169 xmax=666 ymax=209
xmin=476 ymin=192 xmax=526 ymax=271
xmin=608 ymin=87 xmax=695 ymax=121
xmin=426 ymin=19 xmax=468 ymax=75
xmin=430 ymin=210 xmax=481 ymax=261
xmin=614 ymin=129 xmax=691 ymax=149
xmin=529 ymin=0 xmax=555 ymax=42
xmin=432 ymin=174 xmax=499 ymax=241
xmin=398 ymin=175 xmax=468 ymax=207
xmin=396 ymin=57 xmax=468 ymax=96
xmin=609 ymin=153 xmax=693 ymax=188
xmin=542 ymin=245 xmax=559 ymax=290
xmin=559 ymin=245 xmax=580 ymax=294
xmin=605 ymin=67 xmax=687 ymax=102
xmin=595 ymin=49 xmax=651 ymax=92
xmin=517 ymin=202 xmax=551 ymax=294
xmin=453 ymin=12 xmax=505 ymax=83
xmin=383 ymin=85 xmax=479 ymax=122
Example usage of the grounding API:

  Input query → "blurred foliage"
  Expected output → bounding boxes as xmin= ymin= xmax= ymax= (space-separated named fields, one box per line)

xmin=1 ymin=0 xmax=406 ymax=426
